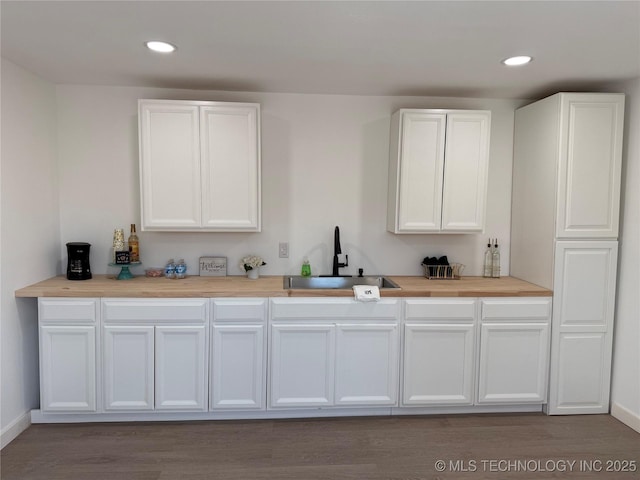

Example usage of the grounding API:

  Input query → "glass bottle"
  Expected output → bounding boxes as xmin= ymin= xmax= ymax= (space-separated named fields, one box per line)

xmin=483 ymin=239 xmax=493 ymax=278
xmin=128 ymin=224 xmax=139 ymax=263
xmin=164 ymin=259 xmax=176 ymax=279
xmin=175 ymin=259 xmax=187 ymax=279
xmin=301 ymin=257 xmax=311 ymax=277
xmin=492 ymin=239 xmax=501 ymax=278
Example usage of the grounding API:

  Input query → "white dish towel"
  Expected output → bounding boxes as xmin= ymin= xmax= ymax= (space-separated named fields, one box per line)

xmin=353 ymin=285 xmax=380 ymax=302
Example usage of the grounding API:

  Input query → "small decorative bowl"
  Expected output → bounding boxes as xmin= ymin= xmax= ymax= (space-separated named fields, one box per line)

xmin=145 ymin=267 xmax=164 ymax=278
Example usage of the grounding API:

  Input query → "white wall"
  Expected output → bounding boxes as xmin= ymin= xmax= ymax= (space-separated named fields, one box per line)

xmin=0 ymin=59 xmax=60 ymax=447
xmin=610 ymin=77 xmax=640 ymax=432
xmin=56 ymin=85 xmax=521 ymax=277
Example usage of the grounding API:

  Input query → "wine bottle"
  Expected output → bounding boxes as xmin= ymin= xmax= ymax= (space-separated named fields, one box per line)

xmin=128 ymin=224 xmax=139 ymax=262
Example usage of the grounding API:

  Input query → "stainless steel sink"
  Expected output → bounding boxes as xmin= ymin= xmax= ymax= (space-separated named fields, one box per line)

xmin=283 ymin=275 xmax=400 ymax=289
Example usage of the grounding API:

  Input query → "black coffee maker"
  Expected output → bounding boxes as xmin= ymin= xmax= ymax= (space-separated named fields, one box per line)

xmin=66 ymin=242 xmax=92 ymax=280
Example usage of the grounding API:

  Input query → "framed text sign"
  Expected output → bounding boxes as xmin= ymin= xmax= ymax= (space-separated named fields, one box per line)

xmin=199 ymin=256 xmax=227 ymax=276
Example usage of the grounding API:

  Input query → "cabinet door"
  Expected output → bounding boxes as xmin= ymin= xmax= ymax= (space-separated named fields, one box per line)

xmin=211 ymin=325 xmax=265 ymax=410
xmin=403 ymin=323 xmax=474 ymax=405
xmin=552 ymin=242 xmax=618 ymax=330
xmin=441 ymin=112 xmax=491 ymax=232
xmin=335 ymin=324 xmax=398 ymax=406
xmin=394 ymin=112 xmax=446 ymax=232
xmin=200 ymin=104 xmax=261 ymax=231
xmin=548 ymin=241 xmax=617 ymax=414
xmin=103 ymin=326 xmax=154 ymax=410
xmin=155 ymin=325 xmax=208 ymax=411
xmin=139 ymin=102 xmax=201 ymax=230
xmin=40 ymin=326 xmax=96 ymax=412
xmin=270 ymin=324 xmax=335 ymax=408
xmin=477 ymin=323 xmax=549 ymax=403
xmin=552 ymin=333 xmax=610 ymax=414
xmin=556 ymin=94 xmax=624 ymax=238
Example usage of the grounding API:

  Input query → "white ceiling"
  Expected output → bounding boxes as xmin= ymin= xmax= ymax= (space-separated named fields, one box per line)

xmin=2 ymin=1 xmax=639 ymax=99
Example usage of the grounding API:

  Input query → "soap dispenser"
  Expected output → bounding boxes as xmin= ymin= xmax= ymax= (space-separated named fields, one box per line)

xmin=301 ymin=257 xmax=311 ymax=277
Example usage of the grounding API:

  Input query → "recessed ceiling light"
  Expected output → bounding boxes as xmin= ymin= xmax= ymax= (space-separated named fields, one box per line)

xmin=145 ymin=41 xmax=176 ymax=53
xmin=502 ymin=55 xmax=532 ymax=66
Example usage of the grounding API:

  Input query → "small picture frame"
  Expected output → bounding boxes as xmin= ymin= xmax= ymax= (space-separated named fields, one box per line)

xmin=115 ymin=250 xmax=130 ymax=265
xmin=199 ymin=256 xmax=227 ymax=276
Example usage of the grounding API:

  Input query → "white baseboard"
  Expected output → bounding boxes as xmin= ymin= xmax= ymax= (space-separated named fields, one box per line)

xmin=31 ymin=404 xmax=544 ymax=424
xmin=611 ymin=402 xmax=640 ymax=433
xmin=1 ymin=411 xmax=31 ymax=450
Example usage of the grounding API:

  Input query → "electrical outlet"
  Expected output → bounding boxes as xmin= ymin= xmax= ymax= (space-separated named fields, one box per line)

xmin=279 ymin=242 xmax=289 ymax=258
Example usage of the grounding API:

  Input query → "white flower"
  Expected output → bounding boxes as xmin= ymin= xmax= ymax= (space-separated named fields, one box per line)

xmin=240 ymin=255 xmax=266 ymax=271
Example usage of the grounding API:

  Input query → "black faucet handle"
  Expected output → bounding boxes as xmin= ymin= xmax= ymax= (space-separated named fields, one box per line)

xmin=339 ymin=254 xmax=349 ymax=268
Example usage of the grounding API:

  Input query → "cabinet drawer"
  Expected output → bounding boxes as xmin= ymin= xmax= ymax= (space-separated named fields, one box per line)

xmin=405 ymin=299 xmax=476 ymax=321
xmin=270 ymin=298 xmax=399 ymax=321
xmin=213 ymin=299 xmax=267 ymax=322
xmin=39 ymin=298 xmax=98 ymax=323
xmin=102 ymin=299 xmax=207 ymax=323
xmin=481 ymin=298 xmax=551 ymax=322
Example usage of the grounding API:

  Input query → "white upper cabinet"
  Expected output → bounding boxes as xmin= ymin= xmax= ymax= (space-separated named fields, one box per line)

xmin=139 ymin=100 xmax=261 ymax=232
xmin=512 ymin=93 xmax=624 ymax=247
xmin=387 ymin=109 xmax=491 ymax=233
xmin=556 ymin=95 xmax=624 ymax=238
xmin=200 ymin=105 xmax=260 ymax=230
xmin=139 ymin=103 xmax=201 ymax=229
xmin=389 ymin=112 xmax=446 ymax=232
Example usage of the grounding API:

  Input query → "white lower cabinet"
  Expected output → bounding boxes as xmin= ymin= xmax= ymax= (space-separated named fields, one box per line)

xmin=155 ymin=325 xmax=207 ymax=410
xmin=35 ymin=294 xmax=559 ymax=421
xmin=102 ymin=299 xmax=209 ymax=412
xmin=40 ymin=325 xmax=97 ymax=412
xmin=270 ymin=324 xmax=336 ymax=407
xmin=211 ymin=325 xmax=265 ymax=409
xmin=403 ymin=323 xmax=475 ymax=405
xmin=38 ymin=298 xmax=99 ymax=413
xmin=548 ymin=241 xmax=618 ymax=414
xmin=211 ymin=299 xmax=267 ymax=410
xmin=402 ymin=299 xmax=476 ymax=406
xmin=335 ymin=324 xmax=398 ymax=405
xmin=268 ymin=298 xmax=400 ymax=409
xmin=553 ymin=332 xmax=609 ymax=412
xmin=477 ymin=299 xmax=552 ymax=404
xmin=103 ymin=325 xmax=154 ymax=410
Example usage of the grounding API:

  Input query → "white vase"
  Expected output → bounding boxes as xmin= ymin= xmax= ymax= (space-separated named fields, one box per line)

xmin=247 ymin=268 xmax=259 ymax=280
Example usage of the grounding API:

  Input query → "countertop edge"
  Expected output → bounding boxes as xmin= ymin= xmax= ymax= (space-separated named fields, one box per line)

xmin=15 ymin=275 xmax=553 ymax=298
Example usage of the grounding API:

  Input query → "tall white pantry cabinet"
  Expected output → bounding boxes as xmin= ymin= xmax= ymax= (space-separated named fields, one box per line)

xmin=510 ymin=93 xmax=624 ymax=414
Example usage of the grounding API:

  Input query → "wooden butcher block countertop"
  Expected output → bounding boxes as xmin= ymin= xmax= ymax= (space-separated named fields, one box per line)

xmin=15 ymin=275 xmax=552 ymax=298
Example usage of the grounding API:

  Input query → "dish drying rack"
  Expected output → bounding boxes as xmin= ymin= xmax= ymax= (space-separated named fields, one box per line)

xmin=421 ymin=263 xmax=465 ymax=280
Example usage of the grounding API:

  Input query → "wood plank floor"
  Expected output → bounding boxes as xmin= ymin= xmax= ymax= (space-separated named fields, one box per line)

xmin=2 ymin=414 xmax=639 ymax=480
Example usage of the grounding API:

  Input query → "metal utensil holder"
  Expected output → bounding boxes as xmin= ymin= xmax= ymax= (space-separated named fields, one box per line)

xmin=421 ymin=263 xmax=465 ymax=280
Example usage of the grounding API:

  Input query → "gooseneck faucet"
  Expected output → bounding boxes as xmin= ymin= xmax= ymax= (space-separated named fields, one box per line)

xmin=332 ymin=226 xmax=349 ymax=276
